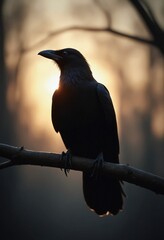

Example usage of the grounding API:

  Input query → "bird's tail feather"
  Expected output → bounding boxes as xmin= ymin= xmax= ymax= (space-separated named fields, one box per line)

xmin=83 ymin=172 xmax=124 ymax=216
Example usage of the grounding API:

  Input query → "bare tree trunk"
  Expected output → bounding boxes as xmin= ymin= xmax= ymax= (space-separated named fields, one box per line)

xmin=0 ymin=0 xmax=7 ymax=132
xmin=0 ymin=0 xmax=15 ymax=143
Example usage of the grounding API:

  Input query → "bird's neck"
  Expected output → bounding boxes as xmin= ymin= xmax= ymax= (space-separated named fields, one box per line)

xmin=59 ymin=66 xmax=93 ymax=87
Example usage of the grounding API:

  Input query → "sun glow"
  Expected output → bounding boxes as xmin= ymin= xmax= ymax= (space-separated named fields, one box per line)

xmin=14 ymin=60 xmax=61 ymax=142
xmin=44 ymin=74 xmax=60 ymax=94
xmin=28 ymin=72 xmax=60 ymax=132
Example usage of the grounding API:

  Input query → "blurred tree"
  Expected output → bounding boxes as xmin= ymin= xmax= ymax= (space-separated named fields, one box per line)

xmin=0 ymin=0 xmax=8 ymax=141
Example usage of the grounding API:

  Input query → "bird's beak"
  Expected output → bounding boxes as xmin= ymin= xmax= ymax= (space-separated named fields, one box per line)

xmin=38 ymin=50 xmax=62 ymax=61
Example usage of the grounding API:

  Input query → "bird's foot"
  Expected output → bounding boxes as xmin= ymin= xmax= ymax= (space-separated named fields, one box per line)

xmin=60 ymin=150 xmax=72 ymax=176
xmin=90 ymin=152 xmax=104 ymax=179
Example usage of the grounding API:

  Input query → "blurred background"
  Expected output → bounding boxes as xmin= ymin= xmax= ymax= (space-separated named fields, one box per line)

xmin=0 ymin=0 xmax=164 ymax=239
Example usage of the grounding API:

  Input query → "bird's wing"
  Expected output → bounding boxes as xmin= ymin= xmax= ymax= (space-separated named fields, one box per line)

xmin=97 ymin=83 xmax=116 ymax=123
xmin=51 ymin=90 xmax=59 ymax=133
xmin=96 ymin=83 xmax=119 ymax=160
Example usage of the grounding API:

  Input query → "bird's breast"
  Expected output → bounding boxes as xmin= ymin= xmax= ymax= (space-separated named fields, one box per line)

xmin=53 ymin=85 xmax=103 ymax=129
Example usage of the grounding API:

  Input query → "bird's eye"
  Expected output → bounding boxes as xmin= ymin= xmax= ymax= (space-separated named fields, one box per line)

xmin=63 ymin=51 xmax=68 ymax=55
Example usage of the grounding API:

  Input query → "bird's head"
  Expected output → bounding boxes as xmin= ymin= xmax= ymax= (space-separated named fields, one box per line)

xmin=38 ymin=48 xmax=93 ymax=83
xmin=38 ymin=48 xmax=89 ymax=70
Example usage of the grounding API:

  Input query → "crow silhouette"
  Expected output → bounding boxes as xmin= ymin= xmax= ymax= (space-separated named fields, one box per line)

xmin=38 ymin=48 xmax=124 ymax=216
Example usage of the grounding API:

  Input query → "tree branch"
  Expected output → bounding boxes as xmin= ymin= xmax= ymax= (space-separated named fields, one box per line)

xmin=21 ymin=25 xmax=155 ymax=54
xmin=0 ymin=143 xmax=164 ymax=195
xmin=129 ymin=0 xmax=164 ymax=54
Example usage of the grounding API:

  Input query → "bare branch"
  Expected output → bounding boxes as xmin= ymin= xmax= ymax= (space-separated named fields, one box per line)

xmin=10 ymin=1 xmax=163 ymax=59
xmin=0 ymin=143 xmax=164 ymax=195
xmin=94 ymin=0 xmax=111 ymax=25
xmin=129 ymin=0 xmax=164 ymax=54
xmin=21 ymin=25 xmax=155 ymax=55
xmin=16 ymin=0 xmax=163 ymax=65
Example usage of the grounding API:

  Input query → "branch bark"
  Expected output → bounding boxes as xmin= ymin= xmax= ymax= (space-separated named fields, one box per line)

xmin=0 ymin=143 xmax=164 ymax=195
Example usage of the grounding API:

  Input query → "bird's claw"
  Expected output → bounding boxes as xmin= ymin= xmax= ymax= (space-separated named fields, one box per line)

xmin=90 ymin=153 xmax=104 ymax=179
xmin=60 ymin=150 xmax=72 ymax=176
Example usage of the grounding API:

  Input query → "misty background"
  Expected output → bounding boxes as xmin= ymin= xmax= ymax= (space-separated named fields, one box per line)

xmin=0 ymin=0 xmax=164 ymax=239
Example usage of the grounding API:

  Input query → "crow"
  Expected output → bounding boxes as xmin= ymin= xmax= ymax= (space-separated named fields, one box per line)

xmin=38 ymin=48 xmax=124 ymax=216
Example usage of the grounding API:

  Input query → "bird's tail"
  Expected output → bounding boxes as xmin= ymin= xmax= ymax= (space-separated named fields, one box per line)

xmin=83 ymin=172 xmax=124 ymax=216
